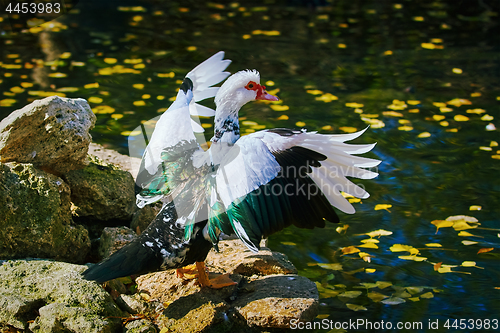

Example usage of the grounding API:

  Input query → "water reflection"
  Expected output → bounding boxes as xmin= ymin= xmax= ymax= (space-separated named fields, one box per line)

xmin=1 ymin=0 xmax=499 ymax=330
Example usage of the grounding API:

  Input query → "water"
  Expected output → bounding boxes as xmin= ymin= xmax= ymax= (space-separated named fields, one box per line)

xmin=1 ymin=0 xmax=499 ymax=331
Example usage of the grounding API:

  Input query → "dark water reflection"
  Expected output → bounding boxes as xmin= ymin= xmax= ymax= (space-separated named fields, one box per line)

xmin=1 ymin=0 xmax=499 ymax=331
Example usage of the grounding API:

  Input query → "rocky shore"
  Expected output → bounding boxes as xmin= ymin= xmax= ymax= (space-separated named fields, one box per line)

xmin=0 ymin=96 xmax=320 ymax=332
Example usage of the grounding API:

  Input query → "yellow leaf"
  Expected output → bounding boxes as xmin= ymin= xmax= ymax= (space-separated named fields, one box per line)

xmin=458 ymin=231 xmax=476 ymax=237
xmin=398 ymin=125 xmax=413 ymax=131
xmin=365 ymin=229 xmax=393 ymax=238
xmin=318 ymin=263 xmax=343 ymax=270
xmin=367 ymin=292 xmax=388 ymax=302
xmin=88 ymin=96 xmax=103 ymax=104
xmin=84 ymin=82 xmax=99 ymax=89
xmin=339 ymin=126 xmax=358 ymax=133
xmin=20 ymin=82 xmax=34 ymax=88
xmin=321 ymin=125 xmax=333 ymax=130
xmin=425 ymin=243 xmax=442 ymax=247
xmin=374 ymin=204 xmax=392 ymax=212
xmin=467 ymin=108 xmax=486 ymax=114
xmin=408 ymin=297 xmax=420 ymax=302
xmin=418 ymin=132 xmax=431 ymax=138
xmin=295 ymin=121 xmax=306 ymax=127
xmin=104 ymin=58 xmax=117 ymax=64
xmin=438 ymin=266 xmax=453 ymax=273
xmin=481 ymin=114 xmax=494 ymax=121
xmin=383 ymin=50 xmax=393 ymax=56
xmin=360 ymin=238 xmax=380 ymax=243
xmin=342 ymin=246 xmax=360 ymax=255
xmin=277 ymin=115 xmax=289 ymax=120
xmin=421 ymin=43 xmax=435 ymax=49
xmin=186 ymin=46 xmax=197 ymax=51
xmin=461 ymin=261 xmax=476 ymax=267
xmin=433 ymin=115 xmax=446 ymax=121
xmin=407 ymin=100 xmax=420 ymax=105
xmin=454 ymin=115 xmax=469 ymax=121
xmin=469 ymin=205 xmax=481 ymax=211
xmin=477 ymin=248 xmax=493 ymax=254
xmin=383 ymin=111 xmax=403 ymax=117
xmin=440 ymin=107 xmax=454 ymax=113
xmin=346 ymin=303 xmax=367 ymax=311
xmin=269 ymin=104 xmax=289 ymax=111
xmin=336 ymin=224 xmax=349 ymax=234
xmin=338 ymin=43 xmax=347 ymax=48
xmin=358 ymin=242 xmax=379 ymax=249
xmin=452 ymin=68 xmax=463 ymax=74
xmin=433 ymin=102 xmax=447 ymax=108
xmin=92 ymin=105 xmax=115 ymax=114
xmin=420 ymin=292 xmax=434 ymax=298
xmin=306 ymin=89 xmax=323 ymax=95
xmin=431 ymin=219 xmax=454 ymax=233
xmin=376 ymin=281 xmax=392 ymax=289
xmin=490 ymin=141 xmax=498 ymax=147
xmin=447 ymin=98 xmax=472 ymax=107
xmin=48 ymin=73 xmax=67 ymax=78
xmin=133 ymin=100 xmax=146 ymax=106
xmin=440 ymin=121 xmax=449 ymax=127
xmin=398 ymin=255 xmax=427 ymax=261
xmin=462 ymin=240 xmax=478 ymax=246
xmin=338 ymin=291 xmax=362 ymax=298
xmin=470 ymin=92 xmax=481 ymax=97
xmin=381 ymin=297 xmax=405 ymax=305
xmin=133 ymin=83 xmax=144 ymax=89
xmin=345 ymin=102 xmax=364 ymax=108
xmin=111 ymin=114 xmax=123 ymax=120
xmin=316 ymin=314 xmax=329 ymax=319
xmin=315 ymin=93 xmax=338 ymax=102
xmin=390 ymin=244 xmax=419 ymax=254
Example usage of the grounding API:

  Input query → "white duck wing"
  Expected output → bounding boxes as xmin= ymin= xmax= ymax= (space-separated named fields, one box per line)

xmin=130 ymin=52 xmax=231 ymax=208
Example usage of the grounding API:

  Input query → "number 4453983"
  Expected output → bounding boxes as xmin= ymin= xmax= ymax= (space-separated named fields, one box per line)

xmin=6 ymin=2 xmax=61 ymax=14
xmin=444 ymin=319 xmax=498 ymax=330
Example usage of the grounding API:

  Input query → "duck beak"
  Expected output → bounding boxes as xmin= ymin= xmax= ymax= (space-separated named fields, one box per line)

xmin=256 ymin=86 xmax=279 ymax=101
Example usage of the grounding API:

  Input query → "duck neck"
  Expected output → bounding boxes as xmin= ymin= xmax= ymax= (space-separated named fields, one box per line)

xmin=211 ymin=104 xmax=241 ymax=144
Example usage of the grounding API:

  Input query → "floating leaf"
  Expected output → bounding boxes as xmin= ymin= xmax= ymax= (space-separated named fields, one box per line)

xmin=447 ymin=98 xmax=471 ymax=106
xmin=306 ymin=89 xmax=323 ymax=95
xmin=431 ymin=219 xmax=454 ymax=233
xmin=280 ymin=241 xmax=296 ymax=246
xmin=381 ymin=297 xmax=405 ymax=305
xmin=365 ymin=229 xmax=393 ymax=238
xmin=358 ymin=242 xmax=379 ymax=249
xmin=437 ymin=266 xmax=453 ymax=273
xmin=277 ymin=115 xmax=289 ymax=120
xmin=315 ymin=93 xmax=338 ymax=102
xmin=345 ymin=102 xmax=364 ymax=108
xmin=374 ymin=204 xmax=392 ymax=212
xmin=452 ymin=68 xmax=463 ymax=74
xmin=469 ymin=205 xmax=482 ymax=211
xmin=269 ymin=104 xmax=289 ymax=111
xmin=420 ymin=292 xmax=434 ymax=299
xmin=376 ymin=281 xmax=392 ymax=289
xmin=408 ymin=297 xmax=420 ymax=302
xmin=467 ymin=108 xmax=486 ymax=114
xmin=454 ymin=115 xmax=469 ymax=122
xmin=361 ymin=239 xmax=380 ymax=244
xmin=318 ymin=263 xmax=343 ymax=271
xmin=346 ymin=303 xmax=367 ymax=311
xmin=390 ymin=244 xmax=419 ymax=255
xmin=383 ymin=111 xmax=403 ymax=117
xmin=462 ymin=240 xmax=478 ymax=246
xmin=295 ymin=121 xmax=306 ymax=127
xmin=88 ymin=96 xmax=103 ymax=104
xmin=461 ymin=261 xmax=476 ymax=267
xmin=406 ymin=287 xmax=424 ymax=295
xmin=342 ymin=246 xmax=360 ymax=255
xmin=399 ymin=255 xmax=427 ymax=261
xmin=338 ymin=291 xmax=362 ymax=298
xmin=425 ymin=243 xmax=442 ymax=247
xmin=481 ymin=114 xmax=494 ymax=121
xmin=367 ymin=292 xmax=388 ymax=302
xmin=339 ymin=126 xmax=358 ymax=133
xmin=336 ymin=224 xmax=349 ymax=234
xmin=477 ymin=248 xmax=494 ymax=254
xmin=84 ymin=82 xmax=99 ymax=89
xmin=418 ymin=132 xmax=431 ymax=138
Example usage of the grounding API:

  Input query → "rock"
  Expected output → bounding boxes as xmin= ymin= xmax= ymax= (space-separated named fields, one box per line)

xmin=88 ymin=143 xmax=141 ymax=181
xmin=98 ymin=227 xmax=137 ymax=259
xmin=116 ymin=294 xmax=148 ymax=314
xmin=0 ymin=96 xmax=96 ymax=175
xmin=205 ymin=240 xmax=297 ymax=276
xmin=0 ymin=259 xmax=124 ymax=332
xmin=234 ymin=275 xmax=319 ymax=328
xmin=135 ymin=240 xmax=317 ymax=331
xmin=0 ymin=162 xmax=90 ymax=263
xmin=63 ymin=159 xmax=136 ymax=222
xmin=124 ymin=319 xmax=157 ymax=333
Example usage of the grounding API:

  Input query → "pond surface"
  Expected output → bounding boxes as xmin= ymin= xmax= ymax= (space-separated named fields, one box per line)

xmin=1 ymin=0 xmax=499 ymax=331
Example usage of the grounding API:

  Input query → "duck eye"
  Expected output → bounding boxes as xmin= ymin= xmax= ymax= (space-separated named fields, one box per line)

xmin=245 ymin=81 xmax=258 ymax=90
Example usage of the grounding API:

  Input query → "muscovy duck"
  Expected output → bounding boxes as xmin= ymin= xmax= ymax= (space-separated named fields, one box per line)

xmin=83 ymin=64 xmax=380 ymax=288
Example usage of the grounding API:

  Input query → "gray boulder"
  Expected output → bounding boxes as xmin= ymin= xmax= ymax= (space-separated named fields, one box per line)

xmin=0 ymin=96 xmax=96 ymax=175
xmin=0 ymin=259 xmax=124 ymax=332
xmin=0 ymin=162 xmax=90 ymax=263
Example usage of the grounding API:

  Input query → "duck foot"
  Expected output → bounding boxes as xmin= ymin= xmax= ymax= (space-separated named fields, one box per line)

xmin=176 ymin=262 xmax=237 ymax=289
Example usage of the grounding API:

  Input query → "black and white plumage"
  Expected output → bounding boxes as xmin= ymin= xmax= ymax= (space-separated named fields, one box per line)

xmin=83 ymin=57 xmax=380 ymax=285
